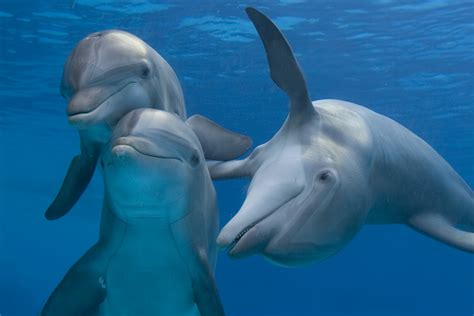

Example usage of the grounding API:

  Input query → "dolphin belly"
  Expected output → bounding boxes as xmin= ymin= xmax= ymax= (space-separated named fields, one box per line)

xmin=100 ymin=218 xmax=200 ymax=316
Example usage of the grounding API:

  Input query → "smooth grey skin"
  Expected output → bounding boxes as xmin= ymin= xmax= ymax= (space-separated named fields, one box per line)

xmin=43 ymin=109 xmax=225 ymax=316
xmin=212 ymin=7 xmax=474 ymax=267
xmin=45 ymin=29 xmax=186 ymax=220
xmin=41 ymin=30 xmax=250 ymax=314
xmin=45 ymin=29 xmax=251 ymax=221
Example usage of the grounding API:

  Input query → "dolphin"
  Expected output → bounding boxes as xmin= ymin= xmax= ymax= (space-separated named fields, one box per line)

xmin=42 ymin=109 xmax=225 ymax=316
xmin=212 ymin=8 xmax=474 ymax=266
xmin=46 ymin=30 xmax=251 ymax=220
xmin=45 ymin=29 xmax=186 ymax=220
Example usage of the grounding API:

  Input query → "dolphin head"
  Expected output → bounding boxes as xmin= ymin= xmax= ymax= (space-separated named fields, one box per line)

xmin=62 ymin=30 xmax=185 ymax=142
xmin=101 ymin=108 xmax=205 ymax=221
xmin=216 ymin=139 xmax=371 ymax=266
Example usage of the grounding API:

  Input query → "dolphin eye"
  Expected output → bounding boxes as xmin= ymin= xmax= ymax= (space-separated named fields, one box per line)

xmin=100 ymin=159 xmax=105 ymax=169
xmin=141 ymin=65 xmax=150 ymax=78
xmin=319 ymin=170 xmax=331 ymax=181
xmin=190 ymin=153 xmax=200 ymax=167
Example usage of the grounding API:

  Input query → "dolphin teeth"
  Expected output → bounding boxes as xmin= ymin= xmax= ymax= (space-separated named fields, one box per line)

xmin=231 ymin=224 xmax=255 ymax=247
xmin=226 ymin=224 xmax=256 ymax=253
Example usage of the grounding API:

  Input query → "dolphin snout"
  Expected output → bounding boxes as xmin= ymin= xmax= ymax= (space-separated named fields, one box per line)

xmin=217 ymin=213 xmax=252 ymax=249
xmin=217 ymin=221 xmax=271 ymax=258
xmin=113 ymin=136 xmax=134 ymax=148
xmin=67 ymin=86 xmax=106 ymax=117
xmin=111 ymin=135 xmax=184 ymax=163
xmin=110 ymin=136 xmax=147 ymax=160
xmin=110 ymin=144 xmax=135 ymax=159
xmin=110 ymin=137 xmax=138 ymax=159
xmin=67 ymin=81 xmax=137 ymax=126
xmin=216 ymin=228 xmax=234 ymax=249
xmin=228 ymin=226 xmax=263 ymax=258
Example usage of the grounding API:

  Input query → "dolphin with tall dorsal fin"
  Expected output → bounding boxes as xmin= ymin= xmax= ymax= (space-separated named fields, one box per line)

xmin=45 ymin=30 xmax=251 ymax=221
xmin=212 ymin=7 xmax=474 ymax=266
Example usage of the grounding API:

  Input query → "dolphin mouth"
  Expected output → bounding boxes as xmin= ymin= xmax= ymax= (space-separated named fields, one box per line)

xmin=225 ymin=214 xmax=272 ymax=256
xmin=67 ymin=81 xmax=137 ymax=121
xmin=227 ymin=224 xmax=256 ymax=252
xmin=221 ymin=186 xmax=303 ymax=256
xmin=111 ymin=141 xmax=183 ymax=163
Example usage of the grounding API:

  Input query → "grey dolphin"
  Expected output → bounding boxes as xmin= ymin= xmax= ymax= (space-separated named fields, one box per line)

xmin=46 ymin=30 xmax=251 ymax=220
xmin=42 ymin=30 xmax=248 ymax=315
xmin=45 ymin=30 xmax=186 ymax=220
xmin=212 ymin=8 xmax=474 ymax=266
xmin=42 ymin=109 xmax=225 ymax=316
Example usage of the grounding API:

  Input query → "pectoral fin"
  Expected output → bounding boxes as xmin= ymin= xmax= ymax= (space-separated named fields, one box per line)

xmin=170 ymin=211 xmax=225 ymax=316
xmin=207 ymin=159 xmax=251 ymax=180
xmin=41 ymin=244 xmax=107 ymax=316
xmin=186 ymin=115 xmax=252 ymax=161
xmin=45 ymin=148 xmax=99 ymax=220
xmin=408 ymin=212 xmax=474 ymax=253
xmin=191 ymin=249 xmax=225 ymax=316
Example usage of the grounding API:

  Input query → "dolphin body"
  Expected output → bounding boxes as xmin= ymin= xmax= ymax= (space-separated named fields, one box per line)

xmin=42 ymin=30 xmax=249 ymax=315
xmin=212 ymin=8 xmax=474 ymax=266
xmin=46 ymin=30 xmax=251 ymax=220
xmin=43 ymin=109 xmax=225 ymax=316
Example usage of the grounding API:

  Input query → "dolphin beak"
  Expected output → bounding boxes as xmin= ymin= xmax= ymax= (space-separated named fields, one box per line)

xmin=67 ymin=85 xmax=112 ymax=117
xmin=67 ymin=81 xmax=136 ymax=124
xmin=110 ymin=136 xmax=184 ymax=162
xmin=227 ymin=225 xmax=267 ymax=258
xmin=217 ymin=181 xmax=304 ymax=256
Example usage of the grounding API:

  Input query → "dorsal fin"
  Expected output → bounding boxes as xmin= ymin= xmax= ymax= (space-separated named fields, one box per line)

xmin=246 ymin=7 xmax=317 ymax=118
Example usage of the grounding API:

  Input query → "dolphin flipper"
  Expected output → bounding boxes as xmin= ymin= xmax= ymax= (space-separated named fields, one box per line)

xmin=207 ymin=159 xmax=251 ymax=180
xmin=186 ymin=115 xmax=252 ymax=161
xmin=245 ymin=7 xmax=315 ymax=116
xmin=41 ymin=244 xmax=107 ymax=316
xmin=45 ymin=148 xmax=99 ymax=220
xmin=408 ymin=213 xmax=474 ymax=253
xmin=191 ymin=250 xmax=225 ymax=316
xmin=171 ymin=211 xmax=225 ymax=316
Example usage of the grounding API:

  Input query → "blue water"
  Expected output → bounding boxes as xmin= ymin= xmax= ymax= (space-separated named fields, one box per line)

xmin=0 ymin=1 xmax=473 ymax=315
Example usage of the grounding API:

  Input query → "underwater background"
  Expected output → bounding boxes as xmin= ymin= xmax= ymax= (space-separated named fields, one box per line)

xmin=0 ymin=0 xmax=473 ymax=315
